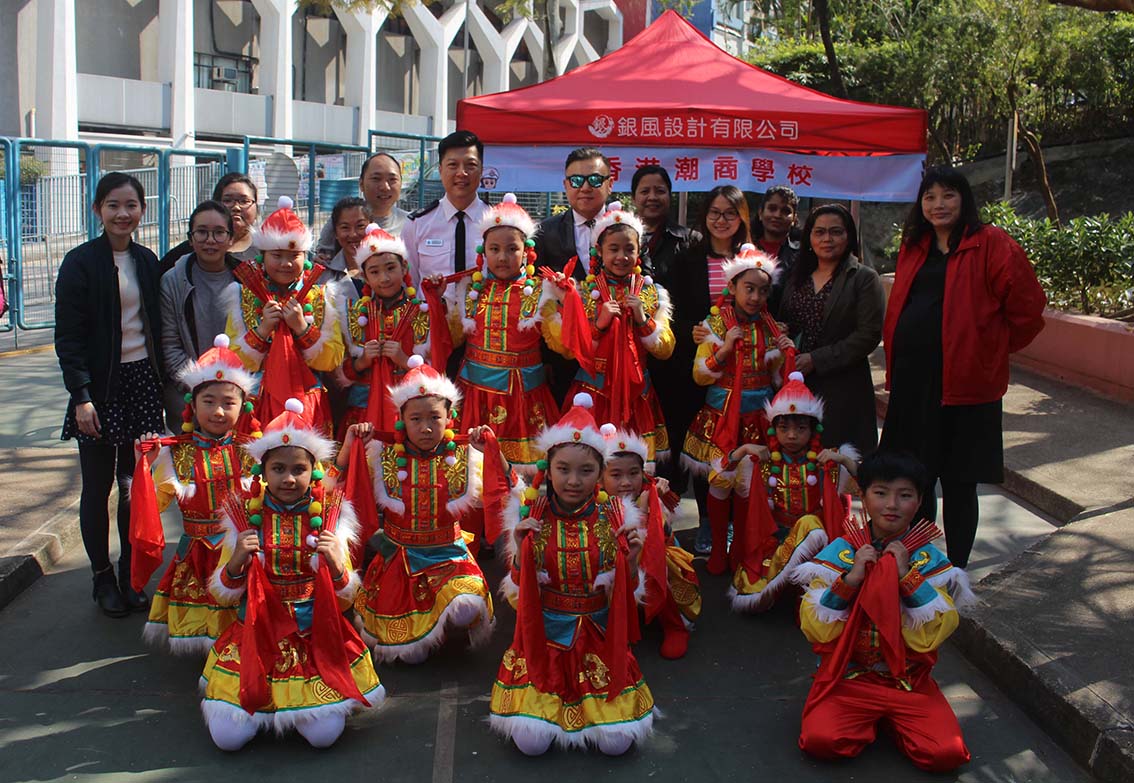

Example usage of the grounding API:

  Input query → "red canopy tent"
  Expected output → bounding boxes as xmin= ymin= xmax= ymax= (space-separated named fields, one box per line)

xmin=456 ymin=11 xmax=927 ymax=201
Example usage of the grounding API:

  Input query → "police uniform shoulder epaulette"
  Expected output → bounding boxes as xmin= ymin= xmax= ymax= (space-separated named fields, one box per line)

xmin=409 ymin=200 xmax=441 ymax=220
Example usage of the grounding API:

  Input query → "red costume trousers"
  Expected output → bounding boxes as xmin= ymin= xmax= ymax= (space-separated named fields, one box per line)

xmin=799 ymin=672 xmax=970 ymax=773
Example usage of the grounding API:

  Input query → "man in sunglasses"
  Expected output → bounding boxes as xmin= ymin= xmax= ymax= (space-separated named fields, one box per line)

xmin=534 ymin=147 xmax=615 ymax=281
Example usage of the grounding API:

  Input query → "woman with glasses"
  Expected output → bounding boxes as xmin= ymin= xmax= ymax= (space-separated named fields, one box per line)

xmin=670 ymin=185 xmax=753 ymax=555
xmin=159 ymin=200 xmax=242 ymax=426
xmin=160 ymin=174 xmax=261 ymax=273
xmin=775 ymin=204 xmax=884 ymax=458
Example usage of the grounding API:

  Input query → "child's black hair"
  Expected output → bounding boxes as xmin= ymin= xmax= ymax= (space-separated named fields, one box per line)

xmin=772 ymin=413 xmax=817 ymax=431
xmin=857 ymin=450 xmax=929 ymax=497
xmin=261 ymin=444 xmax=317 ymax=468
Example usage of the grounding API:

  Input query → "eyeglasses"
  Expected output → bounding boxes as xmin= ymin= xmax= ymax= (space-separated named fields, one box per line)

xmin=190 ymin=228 xmax=232 ymax=242
xmin=566 ymin=173 xmax=612 ymax=189
xmin=707 ymin=209 xmax=740 ymax=223
xmin=811 ymin=228 xmax=848 ymax=239
xmin=221 ymin=197 xmax=255 ymax=208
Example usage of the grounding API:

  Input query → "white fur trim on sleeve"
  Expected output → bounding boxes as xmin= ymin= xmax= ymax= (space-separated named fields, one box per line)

xmin=614 ymin=495 xmax=643 ymax=535
xmin=836 ymin=443 xmax=860 ymax=493
xmin=927 ymin=567 xmax=976 ymax=612
xmin=801 ymin=585 xmax=850 ymax=625
xmin=367 ymin=439 xmax=405 ymax=516
xmin=446 ymin=446 xmax=484 ymax=518
xmin=498 ymin=483 xmax=526 ymax=563
xmin=300 ymin=286 xmax=336 ymax=363
xmin=901 ymin=588 xmax=956 ymax=630
xmin=789 ymin=561 xmax=842 ymax=589
xmin=695 ymin=356 xmax=723 ymax=381
xmin=209 ymin=511 xmax=247 ymax=604
xmin=518 ymin=278 xmax=557 ymax=332
xmin=701 ymin=320 xmax=724 ymax=349
xmin=733 ymin=457 xmax=757 ymax=499
xmin=335 ymin=569 xmax=362 ymax=601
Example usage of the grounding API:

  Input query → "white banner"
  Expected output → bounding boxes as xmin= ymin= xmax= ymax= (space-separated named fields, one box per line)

xmin=480 ymin=146 xmax=925 ymax=202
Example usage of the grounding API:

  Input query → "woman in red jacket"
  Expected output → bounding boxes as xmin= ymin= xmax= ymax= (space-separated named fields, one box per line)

xmin=881 ymin=167 xmax=1046 ymax=567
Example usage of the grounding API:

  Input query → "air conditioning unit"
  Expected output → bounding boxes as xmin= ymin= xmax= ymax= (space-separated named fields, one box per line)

xmin=212 ymin=66 xmax=239 ymax=83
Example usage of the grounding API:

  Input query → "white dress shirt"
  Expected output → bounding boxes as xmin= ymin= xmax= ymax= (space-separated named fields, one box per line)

xmin=404 ymin=195 xmax=492 ymax=289
xmin=572 ymin=209 xmax=598 ymax=264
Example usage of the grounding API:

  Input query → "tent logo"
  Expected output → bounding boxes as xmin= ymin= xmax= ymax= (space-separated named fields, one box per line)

xmin=588 ymin=114 xmax=615 ymax=139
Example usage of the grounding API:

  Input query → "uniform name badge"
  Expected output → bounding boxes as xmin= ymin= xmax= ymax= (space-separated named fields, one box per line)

xmin=425 ymin=239 xmax=444 ymax=247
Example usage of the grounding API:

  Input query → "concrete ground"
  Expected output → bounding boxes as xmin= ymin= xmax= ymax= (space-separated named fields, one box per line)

xmin=0 ymin=343 xmax=1107 ymax=782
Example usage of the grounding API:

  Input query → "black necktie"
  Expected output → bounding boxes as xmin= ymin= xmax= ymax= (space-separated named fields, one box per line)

xmin=455 ymin=211 xmax=467 ymax=273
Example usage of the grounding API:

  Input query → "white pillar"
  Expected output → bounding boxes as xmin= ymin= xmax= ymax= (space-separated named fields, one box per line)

xmin=36 ymin=0 xmax=78 ymax=143
xmin=402 ymin=2 xmax=465 ymax=134
xmin=467 ymin=4 xmax=525 ymax=96
xmin=158 ymin=0 xmax=195 ymax=148
xmin=336 ymin=5 xmax=387 ymax=146
xmin=251 ymin=0 xmax=296 ymax=141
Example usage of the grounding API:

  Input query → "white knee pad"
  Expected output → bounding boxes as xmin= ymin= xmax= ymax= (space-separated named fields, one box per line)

xmin=513 ymin=731 xmax=553 ymax=756
xmin=207 ymin=713 xmax=258 ymax=751
xmin=296 ymin=714 xmax=346 ymax=749
xmin=596 ymin=731 xmax=634 ymax=756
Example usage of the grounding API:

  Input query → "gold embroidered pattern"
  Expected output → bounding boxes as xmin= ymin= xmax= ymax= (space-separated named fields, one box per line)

xmin=411 ymin=309 xmax=430 ymax=344
xmin=519 ymin=283 xmax=541 ymax=320
xmin=307 ymin=285 xmax=327 ymax=329
xmin=348 ymin=305 xmax=365 ymax=344
xmin=275 ymin=638 xmax=308 ymax=673
xmin=489 ymin=405 xmax=508 ymax=425
xmin=837 ymin=548 xmax=856 ymax=565
xmin=381 ymin=445 xmax=401 ymax=495
xmin=218 ymin=642 xmax=241 ymax=663
xmin=533 ymin=519 xmax=551 ymax=564
xmin=639 ymin=283 xmax=659 ymax=316
xmin=239 ymin=286 xmax=260 ymax=330
xmin=911 ymin=549 xmax=932 ymax=570
xmin=443 ymin=445 xmax=469 ymax=497
xmin=171 ymin=560 xmax=207 ymax=601
xmin=172 ymin=442 xmax=195 ymax=484
xmin=706 ymin=309 xmax=726 ymax=339
xmin=502 ymin=648 xmax=528 ymax=679
xmin=595 ymin=508 xmax=616 ymax=565
xmin=579 ymin=652 xmax=610 ymax=689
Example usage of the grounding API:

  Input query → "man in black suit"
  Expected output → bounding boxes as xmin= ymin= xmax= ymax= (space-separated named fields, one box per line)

xmin=534 ymin=148 xmax=615 ymax=405
xmin=534 ymin=148 xmax=615 ymax=278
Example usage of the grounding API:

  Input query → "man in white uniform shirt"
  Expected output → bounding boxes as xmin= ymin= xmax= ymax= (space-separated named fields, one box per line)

xmin=403 ymin=131 xmax=492 ymax=290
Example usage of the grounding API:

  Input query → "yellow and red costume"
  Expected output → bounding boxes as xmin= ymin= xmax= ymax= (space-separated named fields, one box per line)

xmin=223 ymin=199 xmax=345 ymax=437
xmin=603 ymin=427 xmax=701 ymax=660
xmin=791 ymin=526 xmax=975 ymax=772
xmin=128 ymin=334 xmax=261 ymax=655
xmin=729 ymin=372 xmax=856 ymax=613
xmin=200 ymin=399 xmax=382 ymax=748
xmin=490 ymin=394 xmax=655 ymax=755
xmin=680 ymin=244 xmax=785 ymax=574
xmin=338 ymin=226 xmax=431 ymax=439
xmin=350 ymin=355 xmax=506 ymax=663
xmin=441 ymin=194 xmax=563 ymax=474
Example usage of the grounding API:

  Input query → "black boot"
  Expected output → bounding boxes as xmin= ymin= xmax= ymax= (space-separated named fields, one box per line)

xmin=117 ymin=557 xmax=150 ymax=612
xmin=92 ymin=567 xmax=129 ymax=618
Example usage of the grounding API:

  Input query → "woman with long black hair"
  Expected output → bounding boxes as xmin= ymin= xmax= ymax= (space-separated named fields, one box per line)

xmin=56 ymin=172 xmax=165 ymax=616
xmin=881 ymin=166 xmax=1046 ymax=567
xmin=777 ymin=204 xmax=884 ymax=457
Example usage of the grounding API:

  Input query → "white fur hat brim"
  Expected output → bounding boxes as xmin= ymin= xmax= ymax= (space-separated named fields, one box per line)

xmin=355 ymin=236 xmax=407 ymax=269
xmin=253 ymin=226 xmax=312 ymax=253
xmin=177 ymin=361 xmax=256 ymax=397
xmin=604 ymin=428 xmax=649 ymax=464
xmin=388 ymin=374 xmax=462 ymax=411
xmin=243 ymin=426 xmax=336 ymax=464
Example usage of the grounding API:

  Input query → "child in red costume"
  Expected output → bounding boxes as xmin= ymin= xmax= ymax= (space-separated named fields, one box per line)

xmin=200 ymin=398 xmax=382 ymax=751
xmin=338 ymin=225 xmax=430 ymax=439
xmin=224 ymin=197 xmax=345 ymax=436
xmin=791 ymin=450 xmax=974 ymax=772
xmin=490 ymin=393 xmax=654 ymax=756
xmin=601 ymin=425 xmax=701 ymax=660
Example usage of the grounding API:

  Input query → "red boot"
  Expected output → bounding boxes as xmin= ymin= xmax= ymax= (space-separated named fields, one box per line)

xmin=657 ymin=595 xmax=690 ymax=659
xmin=705 ymin=493 xmax=732 ymax=575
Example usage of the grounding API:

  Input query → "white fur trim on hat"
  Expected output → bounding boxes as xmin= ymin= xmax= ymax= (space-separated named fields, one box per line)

xmin=590 ymin=201 xmax=644 ymax=247
xmin=387 ymin=354 xmax=461 ymax=410
xmin=764 ymin=371 xmax=825 ymax=422
xmin=242 ymin=398 xmax=336 ymax=464
xmin=176 ymin=333 xmax=257 ymax=395
xmin=720 ymin=243 xmax=780 ymax=286
xmin=355 ymin=223 xmax=408 ymax=269
xmin=534 ymin=393 xmax=607 ymax=457
xmin=476 ymin=193 xmax=537 ymax=240
xmin=253 ymin=196 xmax=312 ymax=253
xmin=604 ymin=428 xmax=649 ymax=465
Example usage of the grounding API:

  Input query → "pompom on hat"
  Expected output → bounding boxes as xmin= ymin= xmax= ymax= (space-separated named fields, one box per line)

xmin=354 ymin=223 xmax=407 ymax=269
xmin=765 ymin=371 xmax=825 ymax=422
xmin=177 ymin=334 xmax=255 ymax=397
xmin=476 ymin=193 xmax=537 ymax=241
xmin=535 ymin=392 xmax=609 ymax=459
xmin=590 ymin=201 xmax=645 ymax=247
xmin=253 ymin=196 xmax=312 ymax=253
xmin=720 ymin=243 xmax=780 ymax=287
xmin=243 ymin=397 xmax=335 ymax=464
xmin=388 ymin=354 xmax=461 ymax=411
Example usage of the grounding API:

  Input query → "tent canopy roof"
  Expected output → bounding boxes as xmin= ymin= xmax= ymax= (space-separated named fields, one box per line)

xmin=457 ymin=11 xmax=926 ymax=155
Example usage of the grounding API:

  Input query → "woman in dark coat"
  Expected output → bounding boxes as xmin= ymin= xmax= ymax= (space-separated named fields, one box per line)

xmin=56 ymin=173 xmax=166 ymax=617
xmin=777 ymin=204 xmax=884 ymax=457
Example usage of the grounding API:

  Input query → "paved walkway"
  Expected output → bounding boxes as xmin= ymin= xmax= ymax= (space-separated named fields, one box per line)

xmin=0 ymin=345 xmax=1130 ymax=781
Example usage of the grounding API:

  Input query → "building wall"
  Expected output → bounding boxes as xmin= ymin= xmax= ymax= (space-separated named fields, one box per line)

xmin=76 ymin=0 xmax=158 ymax=80
xmin=0 ymin=0 xmax=34 ymax=136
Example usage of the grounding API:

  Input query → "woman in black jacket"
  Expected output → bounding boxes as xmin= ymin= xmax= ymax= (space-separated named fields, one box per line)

xmin=776 ymin=204 xmax=884 ymax=456
xmin=55 ymin=173 xmax=166 ymax=617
